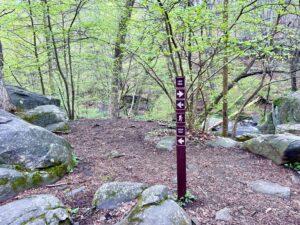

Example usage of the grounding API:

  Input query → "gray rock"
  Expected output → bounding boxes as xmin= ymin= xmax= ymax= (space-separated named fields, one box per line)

xmin=215 ymin=207 xmax=232 ymax=221
xmin=0 ymin=166 xmax=72 ymax=202
xmin=0 ymin=110 xmax=74 ymax=170
xmin=272 ymin=91 xmax=300 ymax=126
xmin=260 ymin=91 xmax=300 ymax=134
xmin=243 ymin=134 xmax=300 ymax=164
xmin=0 ymin=194 xmax=71 ymax=225
xmin=0 ymin=168 xmax=25 ymax=201
xmin=208 ymin=117 xmax=260 ymax=137
xmin=207 ymin=137 xmax=239 ymax=148
xmin=141 ymin=185 xmax=170 ymax=206
xmin=203 ymin=117 xmax=223 ymax=131
xmin=156 ymin=136 xmax=176 ymax=151
xmin=276 ymin=124 xmax=300 ymax=135
xmin=92 ymin=182 xmax=147 ymax=209
xmin=118 ymin=199 xmax=191 ymax=225
xmin=66 ymin=186 xmax=86 ymax=198
xmin=236 ymin=133 xmax=259 ymax=142
xmin=21 ymin=105 xmax=69 ymax=133
xmin=290 ymin=174 xmax=300 ymax=184
xmin=248 ymin=180 xmax=290 ymax=199
xmin=6 ymin=85 xmax=60 ymax=111
xmin=259 ymin=112 xmax=276 ymax=134
xmin=0 ymin=110 xmax=75 ymax=201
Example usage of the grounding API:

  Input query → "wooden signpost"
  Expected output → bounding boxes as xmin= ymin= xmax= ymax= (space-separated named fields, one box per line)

xmin=175 ymin=77 xmax=187 ymax=199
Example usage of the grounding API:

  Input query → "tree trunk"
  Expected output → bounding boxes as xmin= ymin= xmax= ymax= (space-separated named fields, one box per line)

xmin=43 ymin=4 xmax=55 ymax=95
xmin=109 ymin=0 xmax=135 ymax=118
xmin=28 ymin=0 xmax=45 ymax=95
xmin=222 ymin=0 xmax=229 ymax=137
xmin=290 ymin=49 xmax=299 ymax=92
xmin=0 ymin=40 xmax=14 ymax=111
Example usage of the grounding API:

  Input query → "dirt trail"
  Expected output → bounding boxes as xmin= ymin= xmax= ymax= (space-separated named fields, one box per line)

xmin=8 ymin=119 xmax=300 ymax=224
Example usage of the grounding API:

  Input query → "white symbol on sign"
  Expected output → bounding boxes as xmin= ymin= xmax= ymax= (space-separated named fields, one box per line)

xmin=177 ymin=101 xmax=184 ymax=109
xmin=177 ymin=90 xmax=184 ymax=98
xmin=178 ymin=115 xmax=183 ymax=122
xmin=178 ymin=138 xmax=185 ymax=145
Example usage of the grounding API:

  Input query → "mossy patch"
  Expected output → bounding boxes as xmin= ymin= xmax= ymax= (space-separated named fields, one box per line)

xmin=11 ymin=176 xmax=28 ymax=192
xmin=54 ymin=123 xmax=71 ymax=133
xmin=0 ymin=178 xmax=9 ymax=185
xmin=31 ymin=172 xmax=43 ymax=186
xmin=45 ymin=164 xmax=67 ymax=180
xmin=273 ymin=97 xmax=285 ymax=107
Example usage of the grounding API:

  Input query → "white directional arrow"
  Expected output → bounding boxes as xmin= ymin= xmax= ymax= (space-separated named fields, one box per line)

xmin=177 ymin=101 xmax=184 ymax=109
xmin=177 ymin=90 xmax=184 ymax=98
xmin=178 ymin=138 xmax=185 ymax=145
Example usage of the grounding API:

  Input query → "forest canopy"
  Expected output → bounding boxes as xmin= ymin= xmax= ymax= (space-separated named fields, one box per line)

xmin=0 ymin=0 xmax=299 ymax=133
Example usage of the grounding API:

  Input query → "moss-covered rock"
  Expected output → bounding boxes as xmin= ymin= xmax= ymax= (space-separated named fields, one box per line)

xmin=118 ymin=185 xmax=192 ymax=225
xmin=259 ymin=112 xmax=276 ymax=134
xmin=21 ymin=105 xmax=70 ymax=133
xmin=0 ymin=163 xmax=74 ymax=202
xmin=0 ymin=110 xmax=76 ymax=201
xmin=272 ymin=91 xmax=300 ymax=126
xmin=243 ymin=134 xmax=300 ymax=164
xmin=0 ymin=194 xmax=72 ymax=225
xmin=92 ymin=182 xmax=147 ymax=209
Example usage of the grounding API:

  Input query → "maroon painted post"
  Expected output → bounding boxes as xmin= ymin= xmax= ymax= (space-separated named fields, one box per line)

xmin=175 ymin=77 xmax=187 ymax=199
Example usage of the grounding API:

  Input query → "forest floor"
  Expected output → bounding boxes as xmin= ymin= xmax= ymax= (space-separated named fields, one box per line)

xmin=12 ymin=119 xmax=300 ymax=225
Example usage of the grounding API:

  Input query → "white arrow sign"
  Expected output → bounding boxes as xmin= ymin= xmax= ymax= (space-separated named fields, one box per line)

xmin=178 ymin=138 xmax=185 ymax=145
xmin=177 ymin=90 xmax=184 ymax=98
xmin=177 ymin=101 xmax=184 ymax=109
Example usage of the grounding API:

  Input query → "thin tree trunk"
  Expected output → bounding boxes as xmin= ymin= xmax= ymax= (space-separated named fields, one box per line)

xmin=28 ymin=0 xmax=45 ymax=95
xmin=43 ymin=0 xmax=71 ymax=118
xmin=290 ymin=50 xmax=299 ymax=91
xmin=43 ymin=8 xmax=55 ymax=95
xmin=109 ymin=0 xmax=135 ymax=118
xmin=222 ymin=0 xmax=229 ymax=137
xmin=0 ymin=40 xmax=14 ymax=111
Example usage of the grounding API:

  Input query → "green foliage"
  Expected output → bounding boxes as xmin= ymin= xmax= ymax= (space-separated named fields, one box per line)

xmin=287 ymin=162 xmax=300 ymax=172
xmin=70 ymin=207 xmax=80 ymax=215
xmin=176 ymin=190 xmax=196 ymax=208
xmin=0 ymin=0 xmax=299 ymax=123
xmin=141 ymin=95 xmax=174 ymax=121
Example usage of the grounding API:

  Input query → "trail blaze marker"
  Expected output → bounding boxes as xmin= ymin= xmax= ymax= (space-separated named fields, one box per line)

xmin=175 ymin=77 xmax=187 ymax=199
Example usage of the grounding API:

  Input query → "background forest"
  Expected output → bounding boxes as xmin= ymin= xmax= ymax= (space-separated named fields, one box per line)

xmin=0 ymin=0 xmax=299 ymax=135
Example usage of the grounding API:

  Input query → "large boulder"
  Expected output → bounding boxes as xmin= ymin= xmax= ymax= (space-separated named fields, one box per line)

xmin=92 ymin=182 xmax=147 ymax=209
xmin=243 ymin=134 xmax=300 ymax=164
xmin=260 ymin=91 xmax=300 ymax=134
xmin=6 ymin=85 xmax=60 ymax=111
xmin=118 ymin=185 xmax=192 ymax=225
xmin=272 ymin=91 xmax=300 ymax=125
xmin=21 ymin=105 xmax=70 ymax=133
xmin=0 ymin=194 xmax=72 ymax=225
xmin=207 ymin=137 xmax=239 ymax=148
xmin=0 ymin=110 xmax=75 ymax=201
xmin=275 ymin=124 xmax=300 ymax=135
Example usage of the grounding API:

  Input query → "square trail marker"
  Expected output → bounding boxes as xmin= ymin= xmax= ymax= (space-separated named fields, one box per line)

xmin=176 ymin=127 xmax=186 ymax=136
xmin=176 ymin=113 xmax=185 ymax=123
xmin=176 ymin=77 xmax=185 ymax=88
